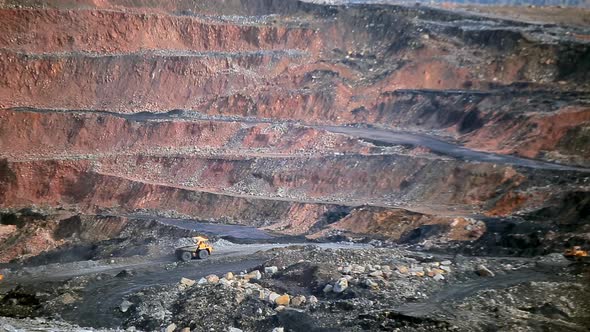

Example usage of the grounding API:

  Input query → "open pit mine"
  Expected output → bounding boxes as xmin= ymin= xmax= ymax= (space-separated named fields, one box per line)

xmin=1 ymin=0 xmax=590 ymax=331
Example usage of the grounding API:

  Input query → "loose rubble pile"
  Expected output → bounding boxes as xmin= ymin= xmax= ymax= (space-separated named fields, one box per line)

xmin=0 ymin=316 xmax=113 ymax=332
xmin=113 ymin=245 xmax=589 ymax=331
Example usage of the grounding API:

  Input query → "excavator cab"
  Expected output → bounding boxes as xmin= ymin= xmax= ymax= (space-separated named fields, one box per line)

xmin=175 ymin=236 xmax=213 ymax=262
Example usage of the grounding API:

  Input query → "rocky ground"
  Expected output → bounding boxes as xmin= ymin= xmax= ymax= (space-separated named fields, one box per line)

xmin=2 ymin=242 xmax=588 ymax=332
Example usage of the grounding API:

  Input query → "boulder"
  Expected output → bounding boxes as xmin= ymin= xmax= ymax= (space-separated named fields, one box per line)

xmin=275 ymin=294 xmax=290 ymax=306
xmin=163 ymin=323 xmax=176 ymax=332
xmin=341 ymin=266 xmax=352 ymax=274
xmin=264 ymin=266 xmax=279 ymax=275
xmin=476 ymin=264 xmax=495 ymax=277
xmin=291 ymin=295 xmax=306 ymax=307
xmin=235 ymin=292 xmax=245 ymax=304
xmin=364 ymin=279 xmax=378 ymax=289
xmin=433 ymin=274 xmax=445 ymax=281
xmin=397 ymin=266 xmax=409 ymax=274
xmin=440 ymin=265 xmax=452 ymax=273
xmin=272 ymin=328 xmax=285 ymax=332
xmin=441 ymin=260 xmax=452 ymax=266
xmin=427 ymin=269 xmax=445 ymax=277
xmin=197 ymin=277 xmax=207 ymax=285
xmin=180 ymin=277 xmax=195 ymax=287
xmin=414 ymin=271 xmax=425 ymax=277
xmin=323 ymin=284 xmax=333 ymax=293
xmin=308 ymin=295 xmax=319 ymax=305
xmin=120 ymin=300 xmax=133 ymax=313
xmin=351 ymin=264 xmax=365 ymax=274
xmin=228 ymin=328 xmax=243 ymax=332
xmin=409 ymin=267 xmax=424 ymax=273
xmin=333 ymin=278 xmax=348 ymax=293
xmin=60 ymin=293 xmax=76 ymax=305
xmin=206 ymin=274 xmax=220 ymax=284
xmin=268 ymin=292 xmax=281 ymax=303
xmin=224 ymin=272 xmax=234 ymax=280
xmin=246 ymin=270 xmax=262 ymax=280
xmin=369 ymin=271 xmax=383 ymax=278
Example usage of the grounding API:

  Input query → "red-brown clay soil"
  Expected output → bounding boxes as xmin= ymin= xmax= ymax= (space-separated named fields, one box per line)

xmin=0 ymin=9 xmax=323 ymax=54
xmin=0 ymin=110 xmax=373 ymax=160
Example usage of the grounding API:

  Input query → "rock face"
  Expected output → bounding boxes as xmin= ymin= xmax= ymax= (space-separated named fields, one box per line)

xmin=0 ymin=0 xmax=589 ymax=263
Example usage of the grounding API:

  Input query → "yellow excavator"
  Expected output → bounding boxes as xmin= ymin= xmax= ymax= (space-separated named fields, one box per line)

xmin=175 ymin=236 xmax=213 ymax=262
xmin=563 ymin=246 xmax=589 ymax=263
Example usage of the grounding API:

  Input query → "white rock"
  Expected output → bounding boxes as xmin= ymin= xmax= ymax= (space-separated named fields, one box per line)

xmin=351 ymin=264 xmax=365 ymax=274
xmin=476 ymin=264 xmax=495 ymax=277
xmin=179 ymin=277 xmax=195 ymax=287
xmin=369 ymin=271 xmax=383 ymax=277
xmin=264 ymin=266 xmax=279 ymax=274
xmin=120 ymin=300 xmax=132 ymax=313
xmin=333 ymin=278 xmax=348 ymax=293
xmin=309 ymin=295 xmax=319 ymax=305
xmin=433 ymin=274 xmax=445 ymax=281
xmin=268 ymin=292 xmax=281 ymax=303
xmin=323 ymin=284 xmax=333 ymax=293
xmin=163 ymin=323 xmax=176 ymax=332
xmin=247 ymin=270 xmax=262 ymax=280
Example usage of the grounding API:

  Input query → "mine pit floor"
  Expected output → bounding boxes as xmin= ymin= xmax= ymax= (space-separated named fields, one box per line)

xmin=1 ymin=236 xmax=587 ymax=331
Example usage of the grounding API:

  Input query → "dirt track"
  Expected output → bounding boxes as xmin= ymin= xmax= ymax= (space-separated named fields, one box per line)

xmin=317 ymin=125 xmax=590 ymax=172
xmin=8 ymin=107 xmax=589 ymax=172
xmin=0 ymin=240 xmax=570 ymax=329
xmin=0 ymin=241 xmax=366 ymax=328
